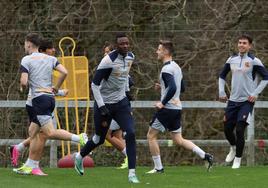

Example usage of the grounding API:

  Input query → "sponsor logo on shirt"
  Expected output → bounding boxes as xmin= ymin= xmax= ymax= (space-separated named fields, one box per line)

xmin=245 ymin=62 xmax=250 ymax=67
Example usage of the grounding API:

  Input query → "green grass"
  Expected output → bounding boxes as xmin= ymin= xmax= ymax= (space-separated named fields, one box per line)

xmin=1 ymin=166 xmax=268 ymax=188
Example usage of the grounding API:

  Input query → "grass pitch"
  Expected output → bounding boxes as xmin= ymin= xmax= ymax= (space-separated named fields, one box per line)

xmin=1 ymin=166 xmax=267 ymax=188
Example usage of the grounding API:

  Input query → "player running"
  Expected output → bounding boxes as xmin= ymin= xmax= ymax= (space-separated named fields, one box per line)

xmin=74 ymin=33 xmax=140 ymax=183
xmin=102 ymin=41 xmax=131 ymax=169
xmin=13 ymin=34 xmax=88 ymax=175
xmin=147 ymin=40 xmax=213 ymax=174
xmin=10 ymin=39 xmax=68 ymax=174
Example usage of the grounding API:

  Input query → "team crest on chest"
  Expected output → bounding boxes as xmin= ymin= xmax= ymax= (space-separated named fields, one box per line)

xmin=245 ymin=62 xmax=250 ymax=68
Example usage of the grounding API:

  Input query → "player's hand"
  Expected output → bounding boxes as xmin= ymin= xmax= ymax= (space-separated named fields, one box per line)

xmin=126 ymin=91 xmax=134 ymax=101
xmin=154 ymin=83 xmax=161 ymax=91
xmin=155 ymin=101 xmax=164 ymax=110
xmin=52 ymin=86 xmax=59 ymax=94
xmin=62 ymin=89 xmax=69 ymax=96
xmin=99 ymin=105 xmax=110 ymax=127
xmin=56 ymin=89 xmax=69 ymax=96
xmin=248 ymin=95 xmax=257 ymax=103
xmin=20 ymin=85 xmax=23 ymax=92
xmin=99 ymin=105 xmax=110 ymax=117
xmin=219 ymin=96 xmax=228 ymax=103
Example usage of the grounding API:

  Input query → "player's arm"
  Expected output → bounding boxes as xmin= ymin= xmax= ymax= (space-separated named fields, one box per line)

xmin=155 ymin=79 xmax=183 ymax=92
xmin=20 ymin=72 xmax=28 ymax=87
xmin=218 ymin=59 xmax=231 ymax=103
xmin=91 ymin=56 xmax=113 ymax=114
xmin=128 ymin=75 xmax=134 ymax=89
xmin=91 ymin=68 xmax=112 ymax=107
xmin=249 ymin=59 xmax=268 ymax=102
xmin=156 ymin=72 xmax=177 ymax=109
xmin=53 ymin=63 xmax=68 ymax=93
xmin=181 ymin=79 xmax=185 ymax=93
xmin=125 ymin=75 xmax=134 ymax=101
xmin=20 ymin=58 xmax=29 ymax=91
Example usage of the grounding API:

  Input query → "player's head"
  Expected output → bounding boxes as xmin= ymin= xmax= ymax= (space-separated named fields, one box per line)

xmin=103 ymin=41 xmax=114 ymax=56
xmin=157 ymin=40 xmax=174 ymax=61
xmin=24 ymin=33 xmax=41 ymax=54
xmin=115 ymin=32 xmax=129 ymax=56
xmin=237 ymin=34 xmax=253 ymax=54
xmin=39 ymin=38 xmax=56 ymax=56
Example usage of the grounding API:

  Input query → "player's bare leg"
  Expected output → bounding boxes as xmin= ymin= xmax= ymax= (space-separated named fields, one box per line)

xmin=106 ymin=129 xmax=127 ymax=169
xmin=171 ymin=132 xmax=213 ymax=171
xmin=146 ymin=127 xmax=164 ymax=173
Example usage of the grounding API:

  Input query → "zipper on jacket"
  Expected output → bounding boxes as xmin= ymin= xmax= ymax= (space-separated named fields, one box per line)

xmin=239 ymin=55 xmax=243 ymax=68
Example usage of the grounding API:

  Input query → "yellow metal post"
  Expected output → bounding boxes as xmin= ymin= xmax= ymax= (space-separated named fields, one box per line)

xmin=55 ymin=37 xmax=90 ymax=158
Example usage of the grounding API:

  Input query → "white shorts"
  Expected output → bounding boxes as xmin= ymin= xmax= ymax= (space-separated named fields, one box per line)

xmin=109 ymin=119 xmax=120 ymax=131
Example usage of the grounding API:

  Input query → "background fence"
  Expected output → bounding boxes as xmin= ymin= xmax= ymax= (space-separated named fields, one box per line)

xmin=1 ymin=100 xmax=268 ymax=167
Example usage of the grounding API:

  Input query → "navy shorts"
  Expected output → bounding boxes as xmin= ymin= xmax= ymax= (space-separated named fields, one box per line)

xmin=93 ymin=97 xmax=134 ymax=138
xmin=109 ymin=101 xmax=132 ymax=131
xmin=150 ymin=108 xmax=182 ymax=132
xmin=224 ymin=100 xmax=254 ymax=125
xmin=32 ymin=95 xmax=55 ymax=126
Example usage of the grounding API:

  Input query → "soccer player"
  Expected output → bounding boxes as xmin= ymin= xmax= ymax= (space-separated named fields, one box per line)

xmin=10 ymin=39 xmax=67 ymax=174
xmin=146 ymin=40 xmax=213 ymax=174
xmin=103 ymin=41 xmax=113 ymax=56
xmin=13 ymin=33 xmax=88 ymax=175
xmin=219 ymin=34 xmax=268 ymax=169
xmin=102 ymin=41 xmax=128 ymax=169
xmin=39 ymin=38 xmax=56 ymax=56
xmin=105 ymin=75 xmax=134 ymax=169
xmin=74 ymin=33 xmax=140 ymax=183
